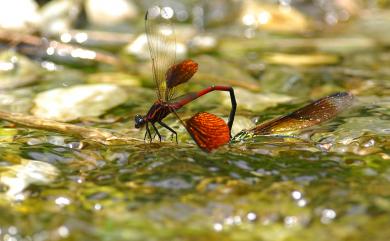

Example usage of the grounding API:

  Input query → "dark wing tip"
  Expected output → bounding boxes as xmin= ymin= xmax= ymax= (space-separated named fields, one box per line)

xmin=329 ymin=91 xmax=354 ymax=101
xmin=332 ymin=92 xmax=353 ymax=97
xmin=328 ymin=91 xmax=354 ymax=101
xmin=326 ymin=91 xmax=354 ymax=111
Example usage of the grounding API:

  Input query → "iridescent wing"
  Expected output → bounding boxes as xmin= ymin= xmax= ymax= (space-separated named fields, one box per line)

xmin=251 ymin=92 xmax=354 ymax=135
xmin=145 ymin=5 xmax=176 ymax=101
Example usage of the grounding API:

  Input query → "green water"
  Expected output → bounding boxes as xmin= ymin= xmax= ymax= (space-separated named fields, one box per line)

xmin=1 ymin=1 xmax=390 ymax=241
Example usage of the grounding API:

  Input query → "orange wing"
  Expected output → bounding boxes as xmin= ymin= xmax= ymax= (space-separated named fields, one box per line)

xmin=166 ymin=59 xmax=198 ymax=89
xmin=165 ymin=59 xmax=198 ymax=100
xmin=186 ymin=112 xmax=230 ymax=152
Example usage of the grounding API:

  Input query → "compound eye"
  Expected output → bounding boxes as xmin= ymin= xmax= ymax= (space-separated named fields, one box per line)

xmin=135 ymin=115 xmax=144 ymax=128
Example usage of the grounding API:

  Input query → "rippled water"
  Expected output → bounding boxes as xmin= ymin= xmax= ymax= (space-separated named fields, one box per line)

xmin=1 ymin=1 xmax=390 ymax=241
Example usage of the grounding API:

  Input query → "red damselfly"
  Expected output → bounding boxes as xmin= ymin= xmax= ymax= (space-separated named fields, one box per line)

xmin=134 ymin=6 xmax=236 ymax=152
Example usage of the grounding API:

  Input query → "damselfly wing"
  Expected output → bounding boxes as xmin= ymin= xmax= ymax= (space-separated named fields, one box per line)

xmin=186 ymin=112 xmax=231 ymax=152
xmin=144 ymin=5 xmax=176 ymax=101
xmin=249 ymin=92 xmax=354 ymax=135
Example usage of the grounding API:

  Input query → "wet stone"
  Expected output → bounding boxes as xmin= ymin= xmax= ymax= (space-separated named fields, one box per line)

xmin=32 ymin=84 xmax=128 ymax=121
xmin=0 ymin=50 xmax=43 ymax=90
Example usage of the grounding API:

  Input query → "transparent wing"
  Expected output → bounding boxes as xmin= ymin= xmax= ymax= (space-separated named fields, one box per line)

xmin=251 ymin=92 xmax=354 ymax=135
xmin=145 ymin=5 xmax=176 ymax=101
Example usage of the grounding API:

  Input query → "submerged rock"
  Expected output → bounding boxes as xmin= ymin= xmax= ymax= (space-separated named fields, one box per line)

xmin=32 ymin=84 xmax=128 ymax=121
xmin=193 ymin=55 xmax=260 ymax=91
xmin=223 ymin=88 xmax=293 ymax=112
xmin=201 ymin=0 xmax=242 ymax=27
xmin=347 ymin=10 xmax=390 ymax=46
xmin=0 ymin=88 xmax=34 ymax=113
xmin=86 ymin=72 xmax=141 ymax=86
xmin=240 ymin=1 xmax=310 ymax=33
xmin=230 ymin=115 xmax=254 ymax=137
xmin=85 ymin=0 xmax=138 ymax=27
xmin=312 ymin=108 xmax=390 ymax=155
xmin=126 ymin=33 xmax=187 ymax=60
xmin=39 ymin=0 xmax=82 ymax=35
xmin=0 ymin=50 xmax=43 ymax=89
xmin=0 ymin=159 xmax=58 ymax=200
xmin=60 ymin=30 xmax=135 ymax=50
xmin=188 ymin=34 xmax=219 ymax=54
xmin=0 ymin=0 xmax=40 ymax=32
xmin=263 ymin=53 xmax=340 ymax=66
xmin=330 ymin=117 xmax=390 ymax=145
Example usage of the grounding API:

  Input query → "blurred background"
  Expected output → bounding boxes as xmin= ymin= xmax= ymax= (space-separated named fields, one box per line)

xmin=1 ymin=0 xmax=389 ymax=120
xmin=1 ymin=1 xmax=390 ymax=241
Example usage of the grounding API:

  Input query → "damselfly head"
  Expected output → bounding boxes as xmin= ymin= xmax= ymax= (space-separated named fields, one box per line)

xmin=135 ymin=114 xmax=146 ymax=129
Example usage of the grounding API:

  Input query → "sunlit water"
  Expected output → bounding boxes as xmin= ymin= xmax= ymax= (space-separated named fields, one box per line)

xmin=0 ymin=1 xmax=390 ymax=241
